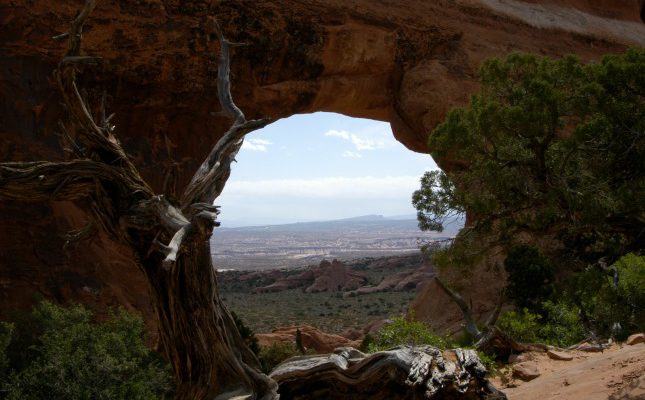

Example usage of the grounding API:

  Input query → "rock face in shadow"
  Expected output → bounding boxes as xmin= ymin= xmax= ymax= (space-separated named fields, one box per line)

xmin=1 ymin=0 xmax=643 ymax=327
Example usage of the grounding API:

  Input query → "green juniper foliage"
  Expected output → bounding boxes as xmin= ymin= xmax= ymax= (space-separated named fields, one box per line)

xmin=413 ymin=49 xmax=644 ymax=343
xmin=413 ymin=50 xmax=645 ymax=265
xmin=0 ymin=301 xmax=173 ymax=400
xmin=497 ymin=253 xmax=644 ymax=345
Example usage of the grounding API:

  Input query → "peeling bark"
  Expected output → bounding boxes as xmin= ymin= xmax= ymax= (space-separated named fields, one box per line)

xmin=271 ymin=346 xmax=507 ymax=400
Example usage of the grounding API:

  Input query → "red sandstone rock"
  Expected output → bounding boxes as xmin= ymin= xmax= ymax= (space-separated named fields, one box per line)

xmin=576 ymin=343 xmax=604 ymax=352
xmin=253 ymin=270 xmax=315 ymax=294
xmin=305 ymin=260 xmax=367 ymax=293
xmin=344 ymin=262 xmax=434 ymax=297
xmin=256 ymin=325 xmax=360 ymax=354
xmin=547 ymin=349 xmax=574 ymax=361
xmin=626 ymin=333 xmax=645 ymax=346
xmin=252 ymin=260 xmax=366 ymax=294
xmin=1 ymin=0 xmax=641 ymax=334
xmin=513 ymin=362 xmax=541 ymax=381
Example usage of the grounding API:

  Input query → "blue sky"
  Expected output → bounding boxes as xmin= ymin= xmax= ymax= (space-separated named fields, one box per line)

xmin=215 ymin=112 xmax=438 ymax=226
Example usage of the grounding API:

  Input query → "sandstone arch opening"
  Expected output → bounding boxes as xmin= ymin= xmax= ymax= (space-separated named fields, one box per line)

xmin=214 ymin=112 xmax=437 ymax=227
xmin=211 ymin=111 xmax=463 ymax=338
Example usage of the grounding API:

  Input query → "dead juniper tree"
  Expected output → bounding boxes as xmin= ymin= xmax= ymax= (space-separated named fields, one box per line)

xmin=0 ymin=1 xmax=277 ymax=399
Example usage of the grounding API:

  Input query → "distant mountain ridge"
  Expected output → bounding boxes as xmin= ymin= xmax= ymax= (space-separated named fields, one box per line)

xmin=216 ymin=214 xmax=463 ymax=234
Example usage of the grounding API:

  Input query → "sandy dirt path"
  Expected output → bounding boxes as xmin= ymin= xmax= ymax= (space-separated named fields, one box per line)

xmin=494 ymin=343 xmax=645 ymax=400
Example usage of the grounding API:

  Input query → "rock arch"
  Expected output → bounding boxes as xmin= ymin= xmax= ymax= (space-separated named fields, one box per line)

xmin=1 ymin=0 xmax=643 ymax=328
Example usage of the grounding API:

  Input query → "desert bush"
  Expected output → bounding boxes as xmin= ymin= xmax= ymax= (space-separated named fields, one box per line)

xmin=496 ymin=308 xmax=542 ymax=344
xmin=538 ymin=300 xmax=586 ymax=347
xmin=258 ymin=342 xmax=301 ymax=373
xmin=574 ymin=253 xmax=645 ymax=339
xmin=365 ymin=316 xmax=449 ymax=353
xmin=0 ymin=301 xmax=173 ymax=400
xmin=497 ymin=300 xmax=586 ymax=347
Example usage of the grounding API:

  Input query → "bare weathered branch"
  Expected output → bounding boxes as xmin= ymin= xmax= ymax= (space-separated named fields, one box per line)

xmin=53 ymin=0 xmax=150 ymax=194
xmin=211 ymin=18 xmax=246 ymax=124
xmin=148 ymin=195 xmax=190 ymax=232
xmin=434 ymin=277 xmax=483 ymax=340
xmin=162 ymin=225 xmax=188 ymax=269
xmin=484 ymin=290 xmax=505 ymax=327
xmin=180 ymin=19 xmax=270 ymax=211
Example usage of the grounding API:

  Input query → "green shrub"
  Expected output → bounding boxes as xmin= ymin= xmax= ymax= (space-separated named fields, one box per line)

xmin=496 ymin=308 xmax=541 ymax=344
xmin=365 ymin=316 xmax=449 ymax=353
xmin=612 ymin=253 xmax=645 ymax=332
xmin=575 ymin=253 xmax=645 ymax=339
xmin=497 ymin=300 xmax=586 ymax=347
xmin=258 ymin=342 xmax=300 ymax=373
xmin=0 ymin=301 xmax=173 ymax=400
xmin=538 ymin=300 xmax=586 ymax=347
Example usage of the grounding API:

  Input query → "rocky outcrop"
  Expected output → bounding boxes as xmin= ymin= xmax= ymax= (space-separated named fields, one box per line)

xmin=2 ymin=0 xmax=642 ymax=326
xmin=409 ymin=250 xmax=508 ymax=335
xmin=253 ymin=259 xmax=366 ymax=294
xmin=305 ymin=259 xmax=367 ymax=293
xmin=340 ymin=318 xmax=393 ymax=341
xmin=256 ymin=325 xmax=360 ymax=354
xmin=253 ymin=270 xmax=315 ymax=294
xmin=626 ymin=333 xmax=645 ymax=346
xmin=344 ymin=262 xmax=434 ymax=297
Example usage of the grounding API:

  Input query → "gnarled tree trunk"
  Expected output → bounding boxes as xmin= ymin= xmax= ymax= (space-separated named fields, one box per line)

xmin=0 ymin=1 xmax=276 ymax=398
xmin=271 ymin=346 xmax=507 ymax=400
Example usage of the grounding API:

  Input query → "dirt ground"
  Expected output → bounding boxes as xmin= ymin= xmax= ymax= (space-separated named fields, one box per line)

xmin=493 ymin=343 xmax=645 ymax=400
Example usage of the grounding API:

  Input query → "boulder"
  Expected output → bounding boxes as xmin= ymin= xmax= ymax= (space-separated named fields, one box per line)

xmin=547 ymin=349 xmax=574 ymax=361
xmin=512 ymin=362 xmax=541 ymax=381
xmin=626 ymin=333 xmax=645 ymax=346
xmin=577 ymin=343 xmax=604 ymax=352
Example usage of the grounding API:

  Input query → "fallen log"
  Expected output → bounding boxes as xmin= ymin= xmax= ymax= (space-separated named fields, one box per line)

xmin=270 ymin=346 xmax=507 ymax=400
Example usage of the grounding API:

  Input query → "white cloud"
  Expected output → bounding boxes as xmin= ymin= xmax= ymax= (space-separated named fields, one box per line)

xmin=324 ymin=129 xmax=350 ymax=140
xmin=323 ymin=125 xmax=394 ymax=152
xmin=222 ymin=176 xmax=421 ymax=199
xmin=241 ymin=138 xmax=272 ymax=152
xmin=341 ymin=150 xmax=362 ymax=158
